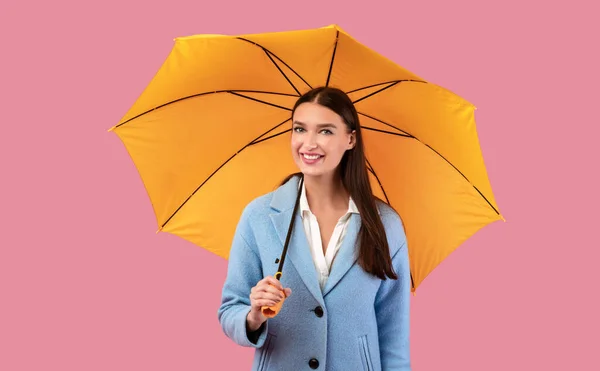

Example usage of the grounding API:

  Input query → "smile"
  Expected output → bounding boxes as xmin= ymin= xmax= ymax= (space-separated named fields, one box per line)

xmin=302 ymin=153 xmax=323 ymax=160
xmin=300 ymin=152 xmax=324 ymax=164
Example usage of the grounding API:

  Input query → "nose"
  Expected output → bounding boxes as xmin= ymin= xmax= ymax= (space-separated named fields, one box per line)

xmin=305 ymin=132 xmax=318 ymax=149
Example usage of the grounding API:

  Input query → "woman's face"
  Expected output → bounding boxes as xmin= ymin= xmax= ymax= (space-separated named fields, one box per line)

xmin=291 ymin=102 xmax=355 ymax=179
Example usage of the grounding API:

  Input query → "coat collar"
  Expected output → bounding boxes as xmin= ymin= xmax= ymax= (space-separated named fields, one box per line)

xmin=269 ymin=174 xmax=301 ymax=213
xmin=269 ymin=175 xmax=361 ymax=302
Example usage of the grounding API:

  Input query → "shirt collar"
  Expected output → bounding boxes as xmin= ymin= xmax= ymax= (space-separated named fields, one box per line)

xmin=299 ymin=181 xmax=360 ymax=217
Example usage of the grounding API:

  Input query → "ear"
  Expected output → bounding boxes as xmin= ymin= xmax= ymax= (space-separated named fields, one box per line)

xmin=347 ymin=130 xmax=356 ymax=150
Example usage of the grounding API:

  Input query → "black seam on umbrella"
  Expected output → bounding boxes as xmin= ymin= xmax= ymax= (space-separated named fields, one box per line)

xmin=325 ymin=30 xmax=339 ymax=87
xmin=362 ymin=126 xmax=412 ymax=137
xmin=228 ymin=91 xmax=292 ymax=111
xmin=366 ymin=160 xmax=416 ymax=292
xmin=113 ymin=90 xmax=296 ymax=129
xmin=359 ymin=112 xmax=413 ymax=137
xmin=250 ymin=128 xmax=291 ymax=145
xmin=251 ymin=118 xmax=291 ymax=143
xmin=366 ymin=159 xmax=390 ymax=205
xmin=237 ymin=37 xmax=313 ymax=91
xmin=361 ymin=113 xmax=500 ymax=216
xmin=352 ymin=81 xmax=400 ymax=105
xmin=347 ymin=79 xmax=426 ymax=95
xmin=160 ymin=118 xmax=291 ymax=229
xmin=422 ymin=142 xmax=500 ymax=215
xmin=262 ymin=49 xmax=301 ymax=95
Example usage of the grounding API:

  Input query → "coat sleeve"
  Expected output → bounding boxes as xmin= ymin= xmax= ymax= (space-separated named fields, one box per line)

xmin=374 ymin=220 xmax=411 ymax=370
xmin=217 ymin=205 xmax=269 ymax=348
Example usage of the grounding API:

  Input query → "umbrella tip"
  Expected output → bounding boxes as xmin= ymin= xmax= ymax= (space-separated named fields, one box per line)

xmin=107 ymin=126 xmax=116 ymax=132
xmin=156 ymin=226 xmax=163 ymax=234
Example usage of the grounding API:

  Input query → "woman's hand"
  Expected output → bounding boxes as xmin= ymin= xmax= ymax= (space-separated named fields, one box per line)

xmin=246 ymin=276 xmax=292 ymax=331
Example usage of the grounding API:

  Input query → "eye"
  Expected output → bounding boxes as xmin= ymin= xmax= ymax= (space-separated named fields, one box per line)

xmin=293 ymin=126 xmax=305 ymax=133
xmin=320 ymin=129 xmax=333 ymax=135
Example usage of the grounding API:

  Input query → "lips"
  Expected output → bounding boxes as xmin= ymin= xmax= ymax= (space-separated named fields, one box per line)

xmin=302 ymin=153 xmax=323 ymax=160
xmin=300 ymin=152 xmax=324 ymax=164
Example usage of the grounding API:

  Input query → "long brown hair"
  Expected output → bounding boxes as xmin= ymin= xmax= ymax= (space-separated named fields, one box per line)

xmin=281 ymin=86 xmax=398 ymax=280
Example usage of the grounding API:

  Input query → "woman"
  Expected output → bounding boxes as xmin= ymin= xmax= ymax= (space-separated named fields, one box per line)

xmin=218 ymin=87 xmax=411 ymax=371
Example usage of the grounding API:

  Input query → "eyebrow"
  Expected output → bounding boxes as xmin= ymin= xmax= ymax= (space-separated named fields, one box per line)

xmin=293 ymin=121 xmax=337 ymax=129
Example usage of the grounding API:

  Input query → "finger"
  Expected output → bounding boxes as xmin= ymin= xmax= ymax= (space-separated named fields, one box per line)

xmin=261 ymin=284 xmax=285 ymax=298
xmin=284 ymin=288 xmax=292 ymax=297
xmin=263 ymin=276 xmax=284 ymax=290
xmin=258 ymin=276 xmax=275 ymax=285
xmin=255 ymin=281 xmax=284 ymax=295
xmin=255 ymin=299 xmax=277 ymax=308
xmin=253 ymin=291 xmax=283 ymax=302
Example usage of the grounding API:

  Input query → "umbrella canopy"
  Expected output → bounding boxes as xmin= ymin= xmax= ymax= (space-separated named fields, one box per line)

xmin=109 ymin=24 xmax=503 ymax=293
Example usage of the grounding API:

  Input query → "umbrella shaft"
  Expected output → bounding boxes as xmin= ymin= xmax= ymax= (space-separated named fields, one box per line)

xmin=275 ymin=175 xmax=304 ymax=280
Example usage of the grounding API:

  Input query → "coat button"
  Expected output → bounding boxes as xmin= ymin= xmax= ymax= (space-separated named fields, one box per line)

xmin=314 ymin=306 xmax=324 ymax=318
xmin=309 ymin=358 xmax=319 ymax=369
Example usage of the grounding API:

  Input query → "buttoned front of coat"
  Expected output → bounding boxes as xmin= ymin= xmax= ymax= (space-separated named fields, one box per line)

xmin=218 ymin=176 xmax=412 ymax=371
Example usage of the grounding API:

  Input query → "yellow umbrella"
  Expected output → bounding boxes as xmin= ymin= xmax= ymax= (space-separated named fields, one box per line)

xmin=109 ymin=24 xmax=503 ymax=294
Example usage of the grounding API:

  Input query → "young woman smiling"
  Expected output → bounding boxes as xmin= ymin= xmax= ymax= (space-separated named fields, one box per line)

xmin=218 ymin=86 xmax=411 ymax=371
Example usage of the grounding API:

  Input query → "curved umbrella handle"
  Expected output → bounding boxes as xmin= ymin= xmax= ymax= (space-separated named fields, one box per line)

xmin=261 ymin=271 xmax=286 ymax=318
xmin=261 ymin=293 xmax=287 ymax=318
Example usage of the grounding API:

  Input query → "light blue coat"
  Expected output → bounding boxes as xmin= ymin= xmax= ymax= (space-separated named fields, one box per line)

xmin=218 ymin=175 xmax=411 ymax=370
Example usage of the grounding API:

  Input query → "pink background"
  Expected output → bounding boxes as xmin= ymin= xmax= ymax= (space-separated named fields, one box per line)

xmin=1 ymin=0 xmax=598 ymax=370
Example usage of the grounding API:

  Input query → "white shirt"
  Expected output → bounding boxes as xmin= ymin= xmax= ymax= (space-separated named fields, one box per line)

xmin=299 ymin=182 xmax=360 ymax=291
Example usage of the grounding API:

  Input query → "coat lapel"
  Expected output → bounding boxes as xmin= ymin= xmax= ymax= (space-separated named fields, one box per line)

xmin=322 ymin=213 xmax=361 ymax=297
xmin=269 ymin=176 xmax=325 ymax=307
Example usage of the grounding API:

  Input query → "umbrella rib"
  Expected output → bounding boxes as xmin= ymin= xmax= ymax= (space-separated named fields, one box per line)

xmin=420 ymin=142 xmax=500 ymax=215
xmin=113 ymin=90 xmax=296 ymax=129
xmin=347 ymin=79 xmax=426 ymax=95
xmin=360 ymin=113 xmax=501 ymax=216
xmin=362 ymin=126 xmax=412 ymax=137
xmin=262 ymin=49 xmax=301 ymax=96
xmin=366 ymin=159 xmax=390 ymax=206
xmin=358 ymin=112 xmax=413 ymax=137
xmin=228 ymin=91 xmax=292 ymax=111
xmin=237 ymin=37 xmax=313 ymax=91
xmin=160 ymin=118 xmax=292 ymax=229
xmin=250 ymin=128 xmax=291 ymax=145
xmin=251 ymin=118 xmax=292 ymax=143
xmin=325 ymin=30 xmax=339 ymax=87
xmin=352 ymin=81 xmax=401 ymax=105
xmin=367 ymin=160 xmax=416 ymax=291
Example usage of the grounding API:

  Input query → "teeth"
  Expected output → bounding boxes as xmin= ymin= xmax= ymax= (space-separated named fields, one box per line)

xmin=303 ymin=154 xmax=320 ymax=160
